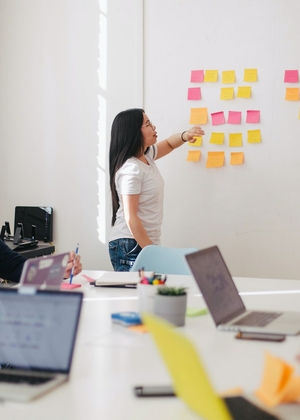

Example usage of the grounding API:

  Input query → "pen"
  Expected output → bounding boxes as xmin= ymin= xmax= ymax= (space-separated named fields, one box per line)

xmin=69 ymin=243 xmax=79 ymax=284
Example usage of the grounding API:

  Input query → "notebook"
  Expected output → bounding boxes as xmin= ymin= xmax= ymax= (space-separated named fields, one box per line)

xmin=94 ymin=271 xmax=139 ymax=288
xmin=19 ymin=252 xmax=69 ymax=289
xmin=143 ymin=313 xmax=280 ymax=420
xmin=185 ymin=246 xmax=300 ymax=335
xmin=0 ymin=287 xmax=83 ymax=402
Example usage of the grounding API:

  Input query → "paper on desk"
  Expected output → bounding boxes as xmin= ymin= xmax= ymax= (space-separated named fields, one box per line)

xmin=255 ymin=352 xmax=300 ymax=406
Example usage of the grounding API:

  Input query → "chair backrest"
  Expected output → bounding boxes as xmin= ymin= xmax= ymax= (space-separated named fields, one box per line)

xmin=130 ymin=245 xmax=198 ymax=275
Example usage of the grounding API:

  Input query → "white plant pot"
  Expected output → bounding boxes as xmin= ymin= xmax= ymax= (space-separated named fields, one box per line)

xmin=153 ymin=294 xmax=187 ymax=327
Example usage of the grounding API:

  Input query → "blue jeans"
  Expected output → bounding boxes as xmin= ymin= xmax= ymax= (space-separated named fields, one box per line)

xmin=108 ymin=238 xmax=142 ymax=271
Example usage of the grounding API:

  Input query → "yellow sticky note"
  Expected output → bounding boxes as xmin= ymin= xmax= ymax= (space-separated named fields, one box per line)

xmin=285 ymin=87 xmax=299 ymax=101
xmin=230 ymin=152 xmax=244 ymax=165
xmin=210 ymin=132 xmax=224 ymax=145
xmin=237 ymin=86 xmax=251 ymax=98
xmin=206 ymin=152 xmax=225 ymax=168
xmin=222 ymin=70 xmax=236 ymax=84
xmin=204 ymin=70 xmax=218 ymax=82
xmin=229 ymin=133 xmax=243 ymax=147
xmin=187 ymin=150 xmax=201 ymax=162
xmin=188 ymin=136 xmax=202 ymax=147
xmin=244 ymin=68 xmax=258 ymax=82
xmin=190 ymin=108 xmax=208 ymax=124
xmin=220 ymin=87 xmax=234 ymax=100
xmin=247 ymin=129 xmax=261 ymax=143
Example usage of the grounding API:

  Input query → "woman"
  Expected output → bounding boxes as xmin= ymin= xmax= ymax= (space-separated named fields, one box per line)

xmin=108 ymin=108 xmax=204 ymax=271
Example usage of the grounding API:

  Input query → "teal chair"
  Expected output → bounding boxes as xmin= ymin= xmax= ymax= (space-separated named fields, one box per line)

xmin=130 ymin=245 xmax=198 ymax=275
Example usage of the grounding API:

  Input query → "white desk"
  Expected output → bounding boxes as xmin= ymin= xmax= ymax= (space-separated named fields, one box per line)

xmin=1 ymin=272 xmax=300 ymax=420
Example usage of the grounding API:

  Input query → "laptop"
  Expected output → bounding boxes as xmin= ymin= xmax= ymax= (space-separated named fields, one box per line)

xmin=0 ymin=287 xmax=83 ymax=402
xmin=94 ymin=271 xmax=139 ymax=288
xmin=143 ymin=313 xmax=280 ymax=420
xmin=19 ymin=252 xmax=69 ymax=288
xmin=185 ymin=246 xmax=300 ymax=335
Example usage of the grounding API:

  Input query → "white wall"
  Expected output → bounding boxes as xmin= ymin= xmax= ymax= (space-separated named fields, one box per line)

xmin=144 ymin=0 xmax=300 ymax=279
xmin=2 ymin=0 xmax=300 ymax=280
xmin=0 ymin=0 xmax=142 ymax=271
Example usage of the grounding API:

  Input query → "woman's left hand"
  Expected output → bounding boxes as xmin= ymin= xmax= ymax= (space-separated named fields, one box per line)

xmin=185 ymin=126 xmax=205 ymax=143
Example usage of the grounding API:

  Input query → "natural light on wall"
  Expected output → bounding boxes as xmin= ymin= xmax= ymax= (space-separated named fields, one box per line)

xmin=97 ymin=0 xmax=107 ymax=244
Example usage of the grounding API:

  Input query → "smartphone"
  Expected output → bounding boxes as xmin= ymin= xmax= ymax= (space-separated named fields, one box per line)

xmin=235 ymin=331 xmax=285 ymax=342
xmin=134 ymin=385 xmax=175 ymax=397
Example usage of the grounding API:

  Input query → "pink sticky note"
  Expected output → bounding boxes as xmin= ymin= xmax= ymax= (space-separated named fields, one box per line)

xmin=246 ymin=110 xmax=260 ymax=123
xmin=190 ymin=70 xmax=204 ymax=83
xmin=227 ymin=111 xmax=241 ymax=124
xmin=211 ymin=111 xmax=225 ymax=126
xmin=284 ymin=70 xmax=299 ymax=83
xmin=188 ymin=87 xmax=201 ymax=100
xmin=61 ymin=283 xmax=81 ymax=290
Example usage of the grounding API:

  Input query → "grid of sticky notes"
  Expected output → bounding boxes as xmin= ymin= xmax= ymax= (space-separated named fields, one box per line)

xmin=187 ymin=69 xmax=260 ymax=167
xmin=284 ymin=70 xmax=300 ymax=117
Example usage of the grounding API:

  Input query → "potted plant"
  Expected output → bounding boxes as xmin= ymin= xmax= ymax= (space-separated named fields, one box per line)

xmin=153 ymin=286 xmax=187 ymax=327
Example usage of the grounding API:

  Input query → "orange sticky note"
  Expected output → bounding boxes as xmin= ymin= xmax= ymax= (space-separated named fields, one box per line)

xmin=206 ymin=152 xmax=225 ymax=168
xmin=128 ymin=324 xmax=148 ymax=333
xmin=237 ymin=86 xmax=252 ymax=98
xmin=187 ymin=150 xmax=201 ymax=162
xmin=285 ymin=87 xmax=299 ymax=101
xmin=190 ymin=108 xmax=208 ymax=124
xmin=230 ymin=152 xmax=244 ymax=165
xmin=229 ymin=133 xmax=243 ymax=147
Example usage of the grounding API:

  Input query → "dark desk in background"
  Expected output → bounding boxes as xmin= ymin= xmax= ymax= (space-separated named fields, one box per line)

xmin=5 ymin=240 xmax=55 ymax=259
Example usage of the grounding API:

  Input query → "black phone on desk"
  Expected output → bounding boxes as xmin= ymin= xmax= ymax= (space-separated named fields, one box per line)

xmin=134 ymin=385 xmax=175 ymax=397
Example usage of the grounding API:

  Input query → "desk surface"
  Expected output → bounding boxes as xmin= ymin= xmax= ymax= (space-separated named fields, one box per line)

xmin=1 ymin=272 xmax=300 ymax=420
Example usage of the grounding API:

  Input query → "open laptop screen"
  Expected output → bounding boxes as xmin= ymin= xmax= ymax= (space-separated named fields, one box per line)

xmin=0 ymin=288 xmax=82 ymax=373
xmin=185 ymin=246 xmax=246 ymax=325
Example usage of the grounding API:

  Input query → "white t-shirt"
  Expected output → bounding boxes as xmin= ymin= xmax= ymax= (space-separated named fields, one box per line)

xmin=109 ymin=145 xmax=164 ymax=245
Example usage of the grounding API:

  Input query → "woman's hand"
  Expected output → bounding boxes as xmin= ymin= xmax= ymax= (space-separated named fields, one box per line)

xmin=64 ymin=251 xmax=82 ymax=279
xmin=184 ymin=126 xmax=205 ymax=143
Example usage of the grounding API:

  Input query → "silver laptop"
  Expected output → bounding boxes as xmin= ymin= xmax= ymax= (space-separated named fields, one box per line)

xmin=185 ymin=246 xmax=300 ymax=335
xmin=19 ymin=252 xmax=69 ymax=288
xmin=0 ymin=287 xmax=83 ymax=402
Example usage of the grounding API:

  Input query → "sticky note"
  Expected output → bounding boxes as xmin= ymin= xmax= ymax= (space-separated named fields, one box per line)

xmin=246 ymin=110 xmax=260 ymax=123
xmin=186 ymin=308 xmax=208 ymax=317
xmin=186 ymin=150 xmax=201 ymax=162
xmin=189 ymin=136 xmax=202 ymax=146
xmin=237 ymin=86 xmax=252 ymax=98
xmin=190 ymin=70 xmax=204 ymax=83
xmin=229 ymin=133 xmax=243 ymax=147
xmin=190 ymin=108 xmax=208 ymax=124
xmin=244 ymin=68 xmax=258 ymax=82
xmin=210 ymin=132 xmax=224 ymax=145
xmin=247 ymin=129 xmax=261 ymax=143
xmin=230 ymin=152 xmax=244 ymax=165
xmin=222 ymin=70 xmax=236 ymax=84
xmin=204 ymin=70 xmax=218 ymax=82
xmin=206 ymin=152 xmax=225 ymax=168
xmin=211 ymin=111 xmax=225 ymax=125
xmin=285 ymin=87 xmax=299 ymax=101
xmin=227 ymin=111 xmax=241 ymax=124
xmin=188 ymin=87 xmax=201 ymax=100
xmin=284 ymin=70 xmax=299 ymax=83
xmin=220 ymin=87 xmax=234 ymax=100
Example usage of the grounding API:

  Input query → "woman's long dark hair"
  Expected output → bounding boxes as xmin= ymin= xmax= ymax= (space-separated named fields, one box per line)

xmin=109 ymin=108 xmax=145 ymax=226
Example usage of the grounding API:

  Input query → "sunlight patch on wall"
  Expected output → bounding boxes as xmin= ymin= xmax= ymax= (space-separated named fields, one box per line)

xmin=97 ymin=0 xmax=107 ymax=244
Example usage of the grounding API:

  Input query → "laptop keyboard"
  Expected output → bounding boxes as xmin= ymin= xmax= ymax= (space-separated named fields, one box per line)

xmin=0 ymin=372 xmax=52 ymax=386
xmin=232 ymin=311 xmax=282 ymax=327
xmin=224 ymin=396 xmax=280 ymax=420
